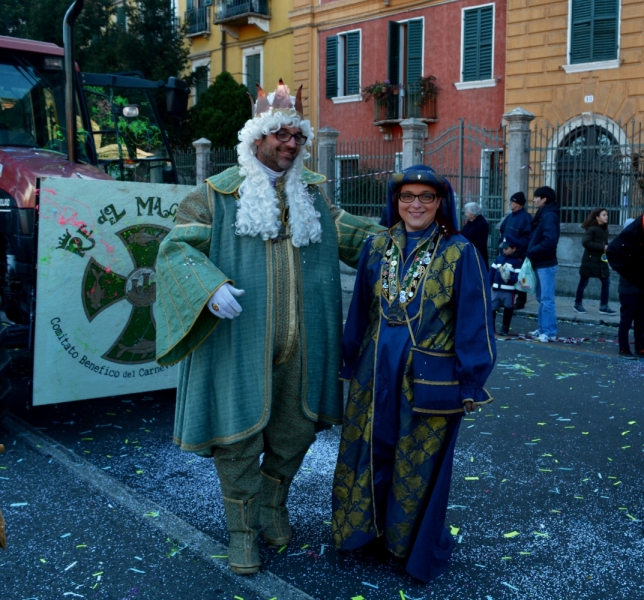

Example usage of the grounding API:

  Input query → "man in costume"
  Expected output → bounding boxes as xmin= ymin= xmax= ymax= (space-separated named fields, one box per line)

xmin=155 ymin=80 xmax=380 ymax=575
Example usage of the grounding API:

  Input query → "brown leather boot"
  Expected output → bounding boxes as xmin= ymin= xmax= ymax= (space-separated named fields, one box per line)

xmin=222 ymin=496 xmax=260 ymax=575
xmin=260 ymin=471 xmax=293 ymax=547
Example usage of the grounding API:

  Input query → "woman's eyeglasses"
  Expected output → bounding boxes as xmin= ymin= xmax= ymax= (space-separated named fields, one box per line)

xmin=398 ymin=192 xmax=438 ymax=204
xmin=275 ymin=130 xmax=308 ymax=145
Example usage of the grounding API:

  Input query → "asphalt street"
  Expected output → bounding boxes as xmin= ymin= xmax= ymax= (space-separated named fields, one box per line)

xmin=1 ymin=311 xmax=644 ymax=600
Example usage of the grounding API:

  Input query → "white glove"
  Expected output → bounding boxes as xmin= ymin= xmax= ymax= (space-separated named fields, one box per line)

xmin=207 ymin=283 xmax=245 ymax=319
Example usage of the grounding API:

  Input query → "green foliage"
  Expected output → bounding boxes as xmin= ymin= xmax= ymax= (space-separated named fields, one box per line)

xmin=188 ymin=72 xmax=253 ymax=148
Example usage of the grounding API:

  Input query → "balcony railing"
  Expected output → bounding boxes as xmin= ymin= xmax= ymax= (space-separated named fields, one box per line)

xmin=213 ymin=0 xmax=270 ymax=24
xmin=373 ymin=83 xmax=437 ymax=126
xmin=185 ymin=6 xmax=211 ymax=36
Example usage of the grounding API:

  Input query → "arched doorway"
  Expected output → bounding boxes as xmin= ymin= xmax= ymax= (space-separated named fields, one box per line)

xmin=556 ymin=123 xmax=623 ymax=224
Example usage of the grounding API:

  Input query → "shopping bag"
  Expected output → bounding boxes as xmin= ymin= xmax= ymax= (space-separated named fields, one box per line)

xmin=515 ymin=258 xmax=537 ymax=292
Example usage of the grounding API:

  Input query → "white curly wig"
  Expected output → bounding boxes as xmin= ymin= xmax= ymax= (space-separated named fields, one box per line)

xmin=235 ymin=105 xmax=322 ymax=248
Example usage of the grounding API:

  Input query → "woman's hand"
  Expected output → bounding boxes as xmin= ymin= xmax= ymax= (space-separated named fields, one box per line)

xmin=464 ymin=401 xmax=475 ymax=413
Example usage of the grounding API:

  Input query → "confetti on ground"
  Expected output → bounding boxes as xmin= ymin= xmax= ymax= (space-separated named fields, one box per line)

xmin=503 ymin=531 xmax=520 ymax=538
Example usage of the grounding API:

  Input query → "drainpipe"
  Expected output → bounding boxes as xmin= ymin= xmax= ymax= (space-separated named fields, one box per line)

xmin=221 ymin=28 xmax=226 ymax=72
xmin=63 ymin=0 xmax=84 ymax=163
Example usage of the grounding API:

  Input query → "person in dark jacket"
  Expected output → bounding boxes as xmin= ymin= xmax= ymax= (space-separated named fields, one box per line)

xmin=490 ymin=234 xmax=523 ymax=335
xmin=573 ymin=207 xmax=616 ymax=315
xmin=526 ymin=186 xmax=560 ymax=342
xmin=462 ymin=201 xmax=489 ymax=269
xmin=606 ymin=215 xmax=644 ymax=359
xmin=499 ymin=191 xmax=532 ymax=309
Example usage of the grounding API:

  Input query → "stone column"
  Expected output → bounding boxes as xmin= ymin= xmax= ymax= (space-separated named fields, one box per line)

xmin=316 ymin=126 xmax=340 ymax=203
xmin=192 ymin=137 xmax=212 ymax=184
xmin=503 ymin=108 xmax=535 ymax=204
xmin=400 ymin=118 xmax=427 ymax=169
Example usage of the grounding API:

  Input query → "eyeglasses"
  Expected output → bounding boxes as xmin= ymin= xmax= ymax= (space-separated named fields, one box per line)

xmin=398 ymin=192 xmax=438 ymax=204
xmin=274 ymin=130 xmax=308 ymax=145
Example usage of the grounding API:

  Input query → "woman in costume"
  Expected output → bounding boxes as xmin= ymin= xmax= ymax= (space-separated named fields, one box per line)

xmin=332 ymin=165 xmax=496 ymax=582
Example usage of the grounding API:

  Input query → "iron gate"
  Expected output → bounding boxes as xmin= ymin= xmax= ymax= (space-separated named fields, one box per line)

xmin=424 ymin=119 xmax=506 ymax=252
xmin=528 ymin=118 xmax=644 ymax=225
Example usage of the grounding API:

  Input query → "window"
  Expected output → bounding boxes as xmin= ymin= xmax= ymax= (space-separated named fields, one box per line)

xmin=243 ymin=47 xmax=263 ymax=100
xmin=326 ymin=31 xmax=361 ymax=99
xmin=569 ymin=0 xmax=619 ymax=65
xmin=461 ymin=5 xmax=494 ymax=83
xmin=193 ymin=64 xmax=209 ymax=104
xmin=334 ymin=155 xmax=360 ymax=200
xmin=387 ymin=19 xmax=424 ymax=91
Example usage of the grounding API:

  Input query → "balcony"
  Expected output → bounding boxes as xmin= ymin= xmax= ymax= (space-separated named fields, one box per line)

xmin=373 ymin=83 xmax=438 ymax=127
xmin=213 ymin=0 xmax=270 ymax=30
xmin=185 ymin=6 xmax=211 ymax=37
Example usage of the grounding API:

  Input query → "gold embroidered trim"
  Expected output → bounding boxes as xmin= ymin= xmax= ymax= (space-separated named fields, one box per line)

xmin=413 ymin=379 xmax=460 ymax=386
xmin=411 ymin=407 xmax=465 ymax=415
xmin=411 ymin=348 xmax=456 ymax=357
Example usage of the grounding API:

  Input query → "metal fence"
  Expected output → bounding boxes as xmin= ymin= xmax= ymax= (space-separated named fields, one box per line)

xmin=175 ymin=147 xmax=238 ymax=186
xmin=424 ymin=119 xmax=506 ymax=250
xmin=331 ymin=136 xmax=402 ymax=218
xmin=528 ymin=118 xmax=644 ymax=225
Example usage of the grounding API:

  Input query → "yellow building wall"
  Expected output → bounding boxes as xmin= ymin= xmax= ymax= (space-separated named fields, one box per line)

xmin=505 ymin=0 xmax=644 ymax=128
xmin=177 ymin=1 xmax=295 ymax=105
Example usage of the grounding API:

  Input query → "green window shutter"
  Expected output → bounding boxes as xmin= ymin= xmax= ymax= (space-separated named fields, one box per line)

xmin=246 ymin=54 xmax=261 ymax=100
xmin=187 ymin=0 xmax=193 ymax=9
xmin=195 ymin=66 xmax=208 ymax=103
xmin=571 ymin=0 xmax=594 ymax=63
xmin=388 ymin=21 xmax=400 ymax=85
xmin=592 ymin=0 xmax=619 ymax=61
xmin=116 ymin=5 xmax=126 ymax=30
xmin=571 ymin=0 xmax=618 ymax=64
xmin=406 ymin=19 xmax=423 ymax=89
xmin=326 ymin=36 xmax=338 ymax=98
xmin=462 ymin=6 xmax=493 ymax=82
xmin=345 ymin=32 xmax=361 ymax=95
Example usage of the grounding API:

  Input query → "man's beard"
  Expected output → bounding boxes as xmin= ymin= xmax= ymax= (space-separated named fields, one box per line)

xmin=256 ymin=142 xmax=299 ymax=171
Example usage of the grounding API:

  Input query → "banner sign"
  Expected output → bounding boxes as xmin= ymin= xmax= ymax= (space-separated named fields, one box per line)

xmin=33 ymin=179 xmax=194 ymax=406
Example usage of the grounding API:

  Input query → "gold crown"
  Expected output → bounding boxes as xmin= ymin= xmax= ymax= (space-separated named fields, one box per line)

xmin=251 ymin=79 xmax=304 ymax=118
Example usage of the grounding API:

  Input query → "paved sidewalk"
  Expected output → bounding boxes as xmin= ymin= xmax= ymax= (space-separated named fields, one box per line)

xmin=341 ymin=272 xmax=621 ymax=328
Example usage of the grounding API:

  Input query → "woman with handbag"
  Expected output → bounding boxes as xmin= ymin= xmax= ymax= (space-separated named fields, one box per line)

xmin=331 ymin=165 xmax=496 ymax=582
xmin=573 ymin=208 xmax=616 ymax=315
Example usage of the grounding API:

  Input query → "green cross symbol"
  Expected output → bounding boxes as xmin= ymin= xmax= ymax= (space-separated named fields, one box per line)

xmin=82 ymin=224 xmax=169 ymax=364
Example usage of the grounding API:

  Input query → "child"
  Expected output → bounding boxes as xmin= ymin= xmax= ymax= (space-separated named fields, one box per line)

xmin=490 ymin=234 xmax=523 ymax=335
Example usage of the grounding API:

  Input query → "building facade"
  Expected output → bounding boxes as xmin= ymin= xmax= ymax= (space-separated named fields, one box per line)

xmin=289 ymin=0 xmax=507 ymax=141
xmin=178 ymin=0 xmax=295 ymax=106
xmin=505 ymin=0 xmax=644 ymax=224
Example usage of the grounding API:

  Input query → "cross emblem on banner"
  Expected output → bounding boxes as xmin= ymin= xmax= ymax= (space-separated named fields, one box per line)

xmin=82 ymin=224 xmax=170 ymax=364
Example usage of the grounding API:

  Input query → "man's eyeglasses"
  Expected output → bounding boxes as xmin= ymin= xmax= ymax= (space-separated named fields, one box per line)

xmin=398 ymin=192 xmax=438 ymax=204
xmin=275 ymin=130 xmax=308 ymax=145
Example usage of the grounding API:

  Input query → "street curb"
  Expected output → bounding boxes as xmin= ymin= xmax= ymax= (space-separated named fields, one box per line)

xmin=514 ymin=308 xmax=620 ymax=328
xmin=2 ymin=414 xmax=315 ymax=600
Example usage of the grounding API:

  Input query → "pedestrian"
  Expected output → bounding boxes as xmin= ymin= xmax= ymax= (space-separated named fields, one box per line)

xmin=526 ymin=186 xmax=561 ymax=342
xmin=573 ymin=207 xmax=616 ymax=315
xmin=606 ymin=215 xmax=644 ymax=360
xmin=461 ymin=201 xmax=489 ymax=269
xmin=499 ymin=191 xmax=532 ymax=309
xmin=490 ymin=234 xmax=523 ymax=335
xmin=332 ymin=165 xmax=496 ymax=582
xmin=154 ymin=80 xmax=381 ymax=575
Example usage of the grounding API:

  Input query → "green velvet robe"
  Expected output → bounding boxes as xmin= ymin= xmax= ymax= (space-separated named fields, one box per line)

xmin=155 ymin=166 xmax=380 ymax=455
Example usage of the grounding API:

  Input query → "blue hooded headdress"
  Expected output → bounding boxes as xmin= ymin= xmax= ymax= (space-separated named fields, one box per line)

xmin=380 ymin=164 xmax=459 ymax=231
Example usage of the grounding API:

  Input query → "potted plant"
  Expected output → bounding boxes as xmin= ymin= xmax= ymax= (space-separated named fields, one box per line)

xmin=361 ymin=80 xmax=401 ymax=102
xmin=414 ymin=75 xmax=439 ymax=107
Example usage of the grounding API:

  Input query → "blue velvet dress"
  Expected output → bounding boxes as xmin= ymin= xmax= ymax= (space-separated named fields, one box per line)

xmin=332 ymin=220 xmax=496 ymax=582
